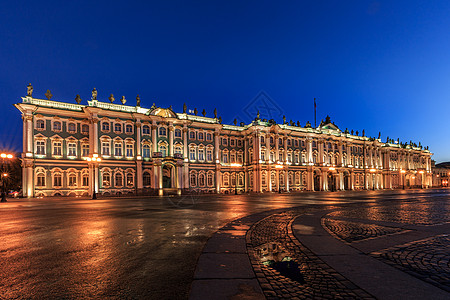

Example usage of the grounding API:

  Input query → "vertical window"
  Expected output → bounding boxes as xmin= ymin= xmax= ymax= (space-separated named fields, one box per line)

xmin=189 ymin=131 xmax=196 ymax=139
xmin=190 ymin=173 xmax=197 ymax=187
xmin=143 ymin=172 xmax=151 ymax=186
xmin=115 ymin=173 xmax=123 ymax=187
xmin=53 ymin=173 xmax=62 ymax=187
xmin=238 ymin=174 xmax=244 ymax=186
xmin=198 ymin=148 xmax=205 ymax=161
xmin=237 ymin=152 xmax=243 ymax=163
xmin=103 ymin=172 xmax=111 ymax=186
xmin=222 ymin=152 xmax=228 ymax=164
xmin=36 ymin=119 xmax=45 ymax=129
xmin=115 ymin=143 xmax=122 ymax=156
xmin=262 ymin=172 xmax=266 ymax=186
xmin=261 ymin=151 xmax=265 ymax=161
xmin=189 ymin=148 xmax=196 ymax=161
xmin=230 ymin=139 xmax=235 ymax=146
xmin=222 ymin=138 xmax=228 ymax=146
xmin=82 ymin=124 xmax=89 ymax=134
xmin=102 ymin=122 xmax=110 ymax=131
xmin=287 ymin=153 xmax=292 ymax=163
xmin=175 ymin=146 xmax=182 ymax=154
xmin=175 ymin=129 xmax=182 ymax=137
xmin=223 ymin=174 xmax=229 ymax=186
xmin=159 ymin=127 xmax=167 ymax=136
xmin=125 ymin=124 xmax=133 ymax=133
xmin=270 ymin=152 xmax=274 ymax=162
xmin=160 ymin=145 xmax=167 ymax=157
xmin=270 ymin=137 xmax=274 ymax=144
xmin=36 ymin=140 xmax=45 ymax=155
xmin=53 ymin=141 xmax=62 ymax=156
xmin=143 ymin=144 xmax=151 ymax=158
xmin=82 ymin=174 xmax=89 ymax=187
xmin=142 ymin=125 xmax=150 ymax=135
xmin=207 ymin=173 xmax=213 ymax=186
xmin=279 ymin=152 xmax=283 ymax=162
xmin=53 ymin=121 xmax=62 ymax=131
xmin=68 ymin=123 xmax=76 ymax=132
xmin=36 ymin=173 xmax=45 ymax=187
xmin=68 ymin=143 xmax=76 ymax=156
xmin=126 ymin=144 xmax=133 ymax=157
xmin=199 ymin=173 xmax=205 ymax=186
xmin=68 ymin=174 xmax=77 ymax=186
xmin=126 ymin=173 xmax=134 ymax=186
xmin=260 ymin=136 xmax=265 ymax=144
xmin=294 ymin=154 xmax=299 ymax=164
xmin=198 ymin=132 xmax=204 ymax=140
xmin=230 ymin=153 xmax=236 ymax=163
xmin=115 ymin=123 xmax=122 ymax=132
xmin=206 ymin=133 xmax=212 ymax=141
xmin=206 ymin=149 xmax=212 ymax=162
xmin=102 ymin=142 xmax=110 ymax=156
xmin=82 ymin=144 xmax=89 ymax=157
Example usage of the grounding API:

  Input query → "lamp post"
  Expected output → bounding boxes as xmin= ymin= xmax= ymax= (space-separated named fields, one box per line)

xmin=1 ymin=153 xmax=14 ymax=202
xmin=230 ymin=163 xmax=242 ymax=195
xmin=85 ymin=154 xmax=101 ymax=199
xmin=401 ymin=170 xmax=406 ymax=189
xmin=370 ymin=168 xmax=376 ymax=190
xmin=275 ymin=163 xmax=283 ymax=193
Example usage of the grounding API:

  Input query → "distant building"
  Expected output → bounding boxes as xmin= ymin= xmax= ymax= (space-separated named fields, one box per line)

xmin=433 ymin=161 xmax=450 ymax=187
xmin=15 ymin=89 xmax=433 ymax=197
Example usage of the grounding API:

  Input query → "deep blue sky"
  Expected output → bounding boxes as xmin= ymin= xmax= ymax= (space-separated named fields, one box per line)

xmin=1 ymin=1 xmax=449 ymax=162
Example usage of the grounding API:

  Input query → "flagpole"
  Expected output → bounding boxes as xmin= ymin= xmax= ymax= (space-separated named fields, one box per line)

xmin=314 ymin=98 xmax=317 ymax=128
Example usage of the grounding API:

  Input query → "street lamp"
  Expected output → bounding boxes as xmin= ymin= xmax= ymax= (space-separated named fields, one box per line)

xmin=1 ymin=153 xmax=14 ymax=202
xmin=370 ymin=168 xmax=376 ymax=190
xmin=401 ymin=170 xmax=406 ymax=189
xmin=230 ymin=163 xmax=242 ymax=195
xmin=275 ymin=164 xmax=283 ymax=193
xmin=84 ymin=155 xmax=101 ymax=199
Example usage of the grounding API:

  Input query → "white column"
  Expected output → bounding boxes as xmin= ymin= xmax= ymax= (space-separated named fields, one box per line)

xmin=92 ymin=117 xmax=99 ymax=154
xmin=285 ymin=170 xmax=289 ymax=192
xmin=136 ymin=122 xmax=141 ymax=156
xmin=214 ymin=132 xmax=220 ymax=162
xmin=169 ymin=125 xmax=174 ymax=156
xmin=152 ymin=124 xmax=158 ymax=153
xmin=307 ymin=139 xmax=313 ymax=163
xmin=26 ymin=115 xmax=33 ymax=154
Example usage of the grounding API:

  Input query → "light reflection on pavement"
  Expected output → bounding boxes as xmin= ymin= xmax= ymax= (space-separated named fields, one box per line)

xmin=0 ymin=189 xmax=448 ymax=299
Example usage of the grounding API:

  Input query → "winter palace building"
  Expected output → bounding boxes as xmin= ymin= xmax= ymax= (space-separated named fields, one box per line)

xmin=15 ymin=87 xmax=433 ymax=197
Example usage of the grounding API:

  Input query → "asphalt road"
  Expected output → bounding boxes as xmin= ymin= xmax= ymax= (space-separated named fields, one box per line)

xmin=0 ymin=189 xmax=448 ymax=299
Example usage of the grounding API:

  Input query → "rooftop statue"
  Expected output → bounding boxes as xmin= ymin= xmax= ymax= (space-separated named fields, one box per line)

xmin=194 ymin=108 xmax=198 ymax=116
xmin=202 ymin=109 xmax=206 ymax=117
xmin=183 ymin=103 xmax=187 ymax=113
xmin=283 ymin=115 xmax=286 ymax=124
xmin=27 ymin=83 xmax=33 ymax=97
xmin=305 ymin=121 xmax=312 ymax=128
xmin=214 ymin=108 xmax=217 ymax=118
xmin=120 ymin=96 xmax=126 ymax=105
xmin=45 ymin=89 xmax=53 ymax=100
xmin=75 ymin=94 xmax=81 ymax=104
xmin=109 ymin=94 xmax=115 ymax=103
xmin=136 ymin=95 xmax=141 ymax=107
xmin=297 ymin=121 xmax=300 ymax=127
xmin=325 ymin=115 xmax=331 ymax=124
xmin=92 ymin=88 xmax=97 ymax=100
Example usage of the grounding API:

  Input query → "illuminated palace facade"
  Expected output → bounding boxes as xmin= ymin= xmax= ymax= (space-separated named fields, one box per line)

xmin=16 ymin=92 xmax=433 ymax=198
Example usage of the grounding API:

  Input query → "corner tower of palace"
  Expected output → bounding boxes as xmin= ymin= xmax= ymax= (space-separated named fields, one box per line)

xmin=15 ymin=87 xmax=433 ymax=198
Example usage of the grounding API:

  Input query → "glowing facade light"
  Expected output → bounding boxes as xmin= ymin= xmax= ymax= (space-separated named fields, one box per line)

xmin=275 ymin=164 xmax=283 ymax=169
xmin=93 ymin=154 xmax=98 ymax=158
xmin=400 ymin=170 xmax=406 ymax=174
xmin=329 ymin=167 xmax=336 ymax=171
xmin=230 ymin=163 xmax=242 ymax=167
xmin=419 ymin=170 xmax=424 ymax=174
xmin=0 ymin=153 xmax=6 ymax=158
xmin=137 ymin=155 xmax=142 ymax=160
xmin=369 ymin=168 xmax=376 ymax=173
xmin=2 ymin=173 xmax=8 ymax=177
xmin=6 ymin=154 xmax=13 ymax=159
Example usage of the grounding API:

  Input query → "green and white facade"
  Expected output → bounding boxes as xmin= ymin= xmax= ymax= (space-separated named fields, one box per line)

xmin=15 ymin=94 xmax=433 ymax=197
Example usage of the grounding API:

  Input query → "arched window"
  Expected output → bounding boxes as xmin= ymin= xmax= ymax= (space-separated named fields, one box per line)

xmin=143 ymin=172 xmax=151 ymax=186
xmin=271 ymin=173 xmax=276 ymax=186
xmin=159 ymin=127 xmax=167 ymax=136
xmin=102 ymin=122 xmax=110 ymax=131
xmin=115 ymin=142 xmax=123 ymax=156
xmin=198 ymin=132 xmax=204 ymax=140
xmin=81 ymin=124 xmax=89 ymax=134
xmin=53 ymin=173 xmax=62 ymax=187
xmin=142 ymin=125 xmax=150 ymax=135
xmin=126 ymin=173 xmax=134 ymax=186
xmin=68 ymin=123 xmax=76 ymax=132
xmin=190 ymin=172 xmax=197 ymax=187
xmin=199 ymin=173 xmax=205 ymax=186
xmin=223 ymin=173 xmax=229 ymax=187
xmin=262 ymin=172 xmax=267 ymax=186
xmin=68 ymin=173 xmax=77 ymax=187
xmin=115 ymin=123 xmax=122 ymax=132
xmin=238 ymin=173 xmax=244 ymax=186
xmin=280 ymin=174 xmax=285 ymax=185
xmin=189 ymin=131 xmax=196 ymax=139
xmin=125 ymin=124 xmax=133 ymax=133
xmin=82 ymin=173 xmax=89 ymax=187
xmin=175 ymin=129 xmax=182 ymax=137
xmin=198 ymin=148 xmax=205 ymax=161
xmin=207 ymin=173 xmax=214 ymax=186
xmin=36 ymin=173 xmax=45 ymax=187
xmin=189 ymin=147 xmax=196 ymax=161
xmin=102 ymin=172 xmax=111 ymax=187
xmin=142 ymin=144 xmax=151 ymax=158
xmin=53 ymin=121 xmax=62 ymax=131
xmin=115 ymin=173 xmax=123 ymax=187
xmin=126 ymin=144 xmax=133 ymax=157
xmin=160 ymin=145 xmax=167 ymax=157
xmin=36 ymin=119 xmax=45 ymax=129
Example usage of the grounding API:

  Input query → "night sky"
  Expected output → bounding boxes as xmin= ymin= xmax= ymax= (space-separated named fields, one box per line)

xmin=1 ymin=1 xmax=449 ymax=162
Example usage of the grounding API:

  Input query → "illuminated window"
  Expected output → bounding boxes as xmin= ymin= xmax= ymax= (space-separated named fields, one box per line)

xmin=190 ymin=173 xmax=197 ymax=187
xmin=199 ymin=173 xmax=205 ymax=186
xmin=207 ymin=173 xmax=213 ymax=186
xmin=223 ymin=173 xmax=229 ymax=186
xmin=238 ymin=174 xmax=244 ymax=186
xmin=102 ymin=122 xmax=110 ymax=131
xmin=53 ymin=121 xmax=62 ymax=131
xmin=82 ymin=144 xmax=89 ymax=157
xmin=126 ymin=144 xmax=133 ymax=157
xmin=262 ymin=172 xmax=266 ymax=186
xmin=36 ymin=119 xmax=45 ymax=129
xmin=142 ymin=125 xmax=150 ymax=135
xmin=175 ymin=129 xmax=182 ymax=137
xmin=67 ymin=143 xmax=76 ymax=156
xmin=198 ymin=148 xmax=205 ymax=161
xmin=160 ymin=145 xmax=167 ymax=157
xmin=36 ymin=140 xmax=45 ymax=155
xmin=68 ymin=123 xmax=76 ymax=132
xmin=260 ymin=151 xmax=265 ymax=162
xmin=68 ymin=173 xmax=77 ymax=187
xmin=115 ymin=173 xmax=123 ymax=187
xmin=82 ymin=174 xmax=89 ymax=187
xmin=143 ymin=144 xmax=151 ymax=158
xmin=36 ymin=173 xmax=45 ymax=187
xmin=271 ymin=173 xmax=276 ymax=186
xmin=102 ymin=142 xmax=110 ymax=156
xmin=294 ymin=153 xmax=299 ymax=164
xmin=126 ymin=173 xmax=134 ymax=186
xmin=115 ymin=143 xmax=122 ymax=156
xmin=270 ymin=151 xmax=274 ymax=162
xmin=159 ymin=127 xmax=167 ymax=136
xmin=230 ymin=153 xmax=236 ymax=163
xmin=125 ymin=124 xmax=133 ymax=134
xmin=237 ymin=152 xmax=243 ymax=163
xmin=53 ymin=173 xmax=62 ymax=187
xmin=102 ymin=172 xmax=111 ymax=187
xmin=279 ymin=152 xmax=283 ymax=162
xmin=53 ymin=141 xmax=62 ymax=156
xmin=115 ymin=123 xmax=122 ymax=133
xmin=206 ymin=148 xmax=212 ymax=162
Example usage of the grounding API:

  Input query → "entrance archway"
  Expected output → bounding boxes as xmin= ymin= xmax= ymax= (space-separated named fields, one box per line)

xmin=162 ymin=164 xmax=173 ymax=188
xmin=313 ymin=171 xmax=321 ymax=191
xmin=327 ymin=173 xmax=335 ymax=192
xmin=344 ymin=172 xmax=350 ymax=190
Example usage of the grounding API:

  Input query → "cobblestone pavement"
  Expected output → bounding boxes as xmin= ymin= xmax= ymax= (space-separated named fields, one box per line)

xmin=322 ymin=218 xmax=407 ymax=243
xmin=247 ymin=208 xmax=375 ymax=299
xmin=371 ymin=235 xmax=450 ymax=292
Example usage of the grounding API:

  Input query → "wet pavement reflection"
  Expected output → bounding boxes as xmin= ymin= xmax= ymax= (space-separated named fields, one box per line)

xmin=0 ymin=189 xmax=448 ymax=299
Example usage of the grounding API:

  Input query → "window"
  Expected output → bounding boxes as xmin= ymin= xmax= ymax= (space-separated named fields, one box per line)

xmin=82 ymin=144 xmax=89 ymax=157
xmin=260 ymin=136 xmax=265 ymax=144
xmin=142 ymin=125 xmax=150 ymax=135
xmin=238 ymin=174 xmax=244 ymax=186
xmin=102 ymin=142 xmax=110 ymax=156
xmin=175 ymin=146 xmax=182 ymax=155
xmin=261 ymin=151 xmax=265 ymax=161
xmin=103 ymin=172 xmax=111 ymax=186
xmin=230 ymin=153 xmax=236 ymax=163
xmin=206 ymin=148 xmax=212 ymax=162
xmin=68 ymin=173 xmax=77 ymax=187
xmin=262 ymin=172 xmax=266 ymax=186
xmin=115 ymin=143 xmax=122 ymax=156
xmin=287 ymin=139 xmax=291 ymax=146
xmin=175 ymin=129 xmax=182 ymax=137
xmin=294 ymin=140 xmax=299 ymax=147
xmin=143 ymin=144 xmax=151 ymax=158
xmin=237 ymin=139 xmax=242 ymax=147
xmin=143 ymin=172 xmax=151 ymax=186
xmin=223 ymin=174 xmax=229 ymax=186
xmin=126 ymin=144 xmax=133 ymax=157
xmin=198 ymin=148 xmax=205 ymax=161
xmin=102 ymin=122 xmax=110 ymax=131
xmin=36 ymin=173 xmax=45 ymax=187
xmin=199 ymin=173 xmax=205 ymax=186
xmin=190 ymin=173 xmax=197 ymax=187
xmin=279 ymin=138 xmax=283 ymax=145
xmin=126 ymin=173 xmax=134 ymax=186
xmin=67 ymin=143 xmax=76 ymax=156
xmin=279 ymin=152 xmax=283 ymax=162
xmin=271 ymin=173 xmax=276 ymax=187
xmin=82 ymin=124 xmax=89 ymax=134
xmin=237 ymin=152 xmax=243 ymax=163
xmin=230 ymin=139 xmax=235 ymax=146
xmin=53 ymin=141 xmax=62 ymax=156
xmin=189 ymin=131 xmax=196 ymax=140
xmin=160 ymin=145 xmax=167 ymax=157
xmin=270 ymin=137 xmax=274 ymax=144
xmin=36 ymin=140 xmax=45 ymax=155
xmin=270 ymin=152 xmax=274 ymax=162
xmin=125 ymin=124 xmax=133 ymax=134
xmin=287 ymin=153 xmax=292 ymax=163
xmin=207 ymin=173 xmax=213 ymax=186
xmin=294 ymin=154 xmax=299 ymax=164
xmin=115 ymin=123 xmax=122 ymax=133
xmin=53 ymin=173 xmax=62 ymax=187
xmin=115 ymin=173 xmax=123 ymax=186
xmin=312 ymin=141 xmax=316 ymax=148
xmin=222 ymin=152 xmax=228 ymax=164
xmin=301 ymin=154 xmax=306 ymax=164
xmin=198 ymin=132 xmax=204 ymax=140
xmin=206 ymin=133 xmax=212 ymax=141
xmin=222 ymin=138 xmax=228 ymax=146
xmin=36 ymin=119 xmax=45 ymax=129
xmin=68 ymin=123 xmax=76 ymax=132
xmin=53 ymin=121 xmax=62 ymax=131
xmin=82 ymin=174 xmax=89 ymax=187
xmin=190 ymin=147 xmax=196 ymax=161
xmin=159 ymin=127 xmax=167 ymax=136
